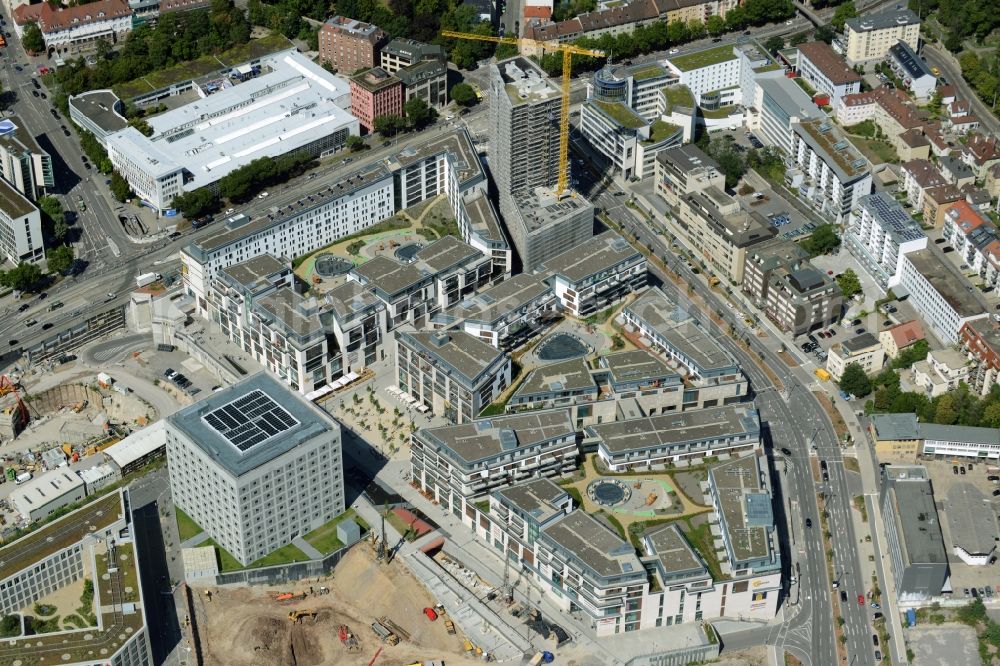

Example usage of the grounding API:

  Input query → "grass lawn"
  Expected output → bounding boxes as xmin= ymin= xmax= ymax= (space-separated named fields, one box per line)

xmin=669 ymin=45 xmax=736 ymax=72
xmin=846 ymin=135 xmax=898 ymax=165
xmin=593 ymin=100 xmax=645 ymax=129
xmin=662 ymin=85 xmax=695 ymax=110
xmin=631 ymin=64 xmax=665 ymax=81
xmin=384 ymin=510 xmax=420 ymax=542
xmin=681 ymin=517 xmax=727 ymax=581
xmin=249 ymin=542 xmax=310 ymax=569
xmin=302 ymin=508 xmax=368 ymax=555
xmin=644 ymin=119 xmax=682 ymax=144
xmin=700 ymin=105 xmax=739 ymax=119
xmin=794 ymin=77 xmax=817 ymax=96
xmin=175 ymin=508 xmax=204 ymax=542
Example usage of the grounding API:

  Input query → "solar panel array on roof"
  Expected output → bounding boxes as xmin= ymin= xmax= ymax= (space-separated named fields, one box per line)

xmin=203 ymin=389 xmax=300 ymax=452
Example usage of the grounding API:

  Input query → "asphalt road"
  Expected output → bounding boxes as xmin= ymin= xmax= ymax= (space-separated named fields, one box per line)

xmin=922 ymin=44 xmax=1000 ymax=136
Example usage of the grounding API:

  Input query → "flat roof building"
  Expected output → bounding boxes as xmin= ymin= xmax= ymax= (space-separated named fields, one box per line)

xmin=879 ymin=465 xmax=948 ymax=601
xmin=108 ymin=50 xmax=359 ymax=213
xmin=0 ymin=116 xmax=54 ymax=200
xmin=318 ymin=16 xmax=387 ymax=75
xmin=11 ymin=467 xmax=86 ymax=523
xmin=68 ymin=89 xmax=128 ymax=144
xmin=944 ymin=483 xmax=997 ymax=566
xmin=0 ymin=176 xmax=44 ymax=264
xmin=504 ymin=185 xmax=596 ymax=272
xmin=586 ymin=404 xmax=761 ymax=471
xmin=844 ymin=9 xmax=921 ymax=65
xmin=899 ymin=249 xmax=989 ymax=343
xmin=166 ymin=373 xmax=345 ymax=566
xmin=708 ymin=452 xmax=781 ymax=575
xmin=795 ymin=41 xmax=862 ymax=106
xmin=396 ymin=328 xmax=511 ymax=423
xmin=845 ymin=191 xmax=927 ymax=288
xmin=788 ymin=118 xmax=872 ymax=220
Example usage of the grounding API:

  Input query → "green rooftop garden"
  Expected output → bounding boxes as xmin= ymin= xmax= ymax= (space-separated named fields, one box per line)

xmin=662 ymin=85 xmax=695 ymax=111
xmin=644 ymin=119 xmax=682 ymax=145
xmin=794 ymin=76 xmax=817 ymax=97
xmin=753 ymin=63 xmax=783 ymax=73
xmin=593 ymin=100 xmax=646 ymax=129
xmin=668 ymin=45 xmax=737 ymax=72
xmin=631 ymin=64 xmax=666 ymax=81
xmin=699 ymin=104 xmax=740 ymax=119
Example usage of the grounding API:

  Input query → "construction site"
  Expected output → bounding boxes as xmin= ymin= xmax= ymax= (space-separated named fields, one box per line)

xmin=188 ymin=541 xmax=488 ymax=666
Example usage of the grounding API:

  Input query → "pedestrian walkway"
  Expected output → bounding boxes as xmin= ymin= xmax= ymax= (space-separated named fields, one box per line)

xmin=292 ymin=536 xmax=322 ymax=560
xmin=180 ymin=532 xmax=210 ymax=549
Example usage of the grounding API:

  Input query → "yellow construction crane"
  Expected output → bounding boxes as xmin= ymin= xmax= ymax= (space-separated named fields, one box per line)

xmin=440 ymin=30 xmax=604 ymax=197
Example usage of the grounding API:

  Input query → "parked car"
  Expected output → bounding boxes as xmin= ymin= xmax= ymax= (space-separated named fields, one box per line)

xmin=856 ymin=328 xmax=866 ymax=335
xmin=870 ymin=602 xmax=880 ymax=609
xmin=164 ymin=368 xmax=176 ymax=379
xmin=954 ymin=465 xmax=959 ymax=474
xmin=873 ymin=635 xmax=879 ymax=646
xmin=961 ymin=467 xmax=966 ymax=475
xmin=875 ymin=650 xmax=882 ymax=662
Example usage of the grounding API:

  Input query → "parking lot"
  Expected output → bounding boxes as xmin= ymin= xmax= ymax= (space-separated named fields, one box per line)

xmin=912 ymin=458 xmax=1000 ymax=596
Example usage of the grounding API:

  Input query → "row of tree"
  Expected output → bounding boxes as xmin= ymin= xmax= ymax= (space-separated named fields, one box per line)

xmin=958 ymin=51 xmax=1000 ymax=115
xmin=46 ymin=0 xmax=250 ymax=99
xmin=850 ymin=367 xmax=1000 ymax=429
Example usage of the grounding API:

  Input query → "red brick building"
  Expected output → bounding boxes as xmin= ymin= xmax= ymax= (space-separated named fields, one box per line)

xmin=318 ymin=16 xmax=387 ymax=74
xmin=350 ymin=67 xmax=403 ymax=133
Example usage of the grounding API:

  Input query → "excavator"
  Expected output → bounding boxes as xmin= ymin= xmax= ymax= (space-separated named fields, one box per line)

xmin=288 ymin=609 xmax=317 ymax=624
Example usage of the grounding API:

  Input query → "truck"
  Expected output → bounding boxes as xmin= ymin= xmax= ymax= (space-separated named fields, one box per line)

xmin=814 ymin=368 xmax=831 ymax=381
xmin=135 ymin=272 xmax=161 ymax=288
xmin=97 ymin=372 xmax=113 ymax=389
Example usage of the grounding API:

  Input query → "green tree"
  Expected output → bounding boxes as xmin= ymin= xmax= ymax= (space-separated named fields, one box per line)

xmin=374 ymin=114 xmax=405 ymax=137
xmin=891 ymin=339 xmax=929 ymax=369
xmin=983 ymin=402 xmax=1000 ymax=429
xmin=789 ymin=32 xmax=808 ymax=47
xmin=801 ymin=224 xmax=840 ymax=256
xmin=839 ymin=362 xmax=872 ymax=398
xmin=703 ymin=136 xmax=746 ymax=189
xmin=172 ymin=188 xmax=219 ymax=218
xmin=836 ymin=268 xmax=862 ymax=299
xmin=814 ymin=24 xmax=836 ymax=43
xmin=22 ymin=23 xmax=44 ymax=54
xmin=706 ymin=15 xmax=726 ymax=36
xmin=764 ymin=36 xmax=785 ymax=53
xmin=38 ymin=196 xmax=64 ymax=226
xmin=346 ymin=135 xmax=368 ymax=152
xmin=109 ymin=171 xmax=132 ymax=202
xmin=831 ymin=1 xmax=857 ymax=32
xmin=403 ymin=98 xmax=436 ymax=130
xmin=934 ymin=394 xmax=958 ymax=425
xmin=0 ymin=262 xmax=43 ymax=292
xmin=451 ymin=82 xmax=477 ymax=107
xmin=0 ymin=615 xmax=18 ymax=638
xmin=46 ymin=245 xmax=74 ymax=275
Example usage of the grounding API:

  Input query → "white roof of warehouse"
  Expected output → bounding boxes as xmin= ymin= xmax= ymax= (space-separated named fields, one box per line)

xmin=107 ymin=49 xmax=357 ymax=189
xmin=103 ymin=420 xmax=167 ymax=469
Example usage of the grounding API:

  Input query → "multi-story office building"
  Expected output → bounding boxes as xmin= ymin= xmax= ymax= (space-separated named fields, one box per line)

xmin=579 ymin=97 xmax=683 ymax=180
xmin=410 ymin=410 xmax=577 ymax=517
xmin=67 ymin=89 xmax=128 ymax=146
xmin=349 ymin=235 xmax=492 ymax=329
xmin=787 ymin=118 xmax=872 ymax=220
xmin=396 ymin=328 xmax=511 ymax=423
xmin=379 ymin=38 xmax=446 ymax=74
xmin=826 ymin=332 xmax=885 ymax=381
xmin=540 ymin=230 xmax=647 ymax=318
xmin=181 ymin=164 xmax=395 ymax=312
xmin=870 ymin=413 xmax=1000 ymax=461
xmin=899 ymin=249 xmax=989 ymax=343
xmin=108 ymin=50 xmax=358 ymax=213
xmin=0 ymin=177 xmax=44 ymax=264
xmin=623 ymin=286 xmax=748 ymax=392
xmin=0 ymin=492 xmax=152 ymax=666
xmin=503 ymin=186 xmax=595 ymax=272
xmin=13 ymin=0 xmax=132 ymax=55
xmin=959 ymin=317 xmax=1000 ymax=396
xmin=586 ymin=404 xmax=761 ymax=471
xmin=396 ymin=60 xmax=448 ymax=109
xmin=318 ymin=16 xmax=387 ymax=74
xmin=0 ymin=117 xmax=54 ymax=200
xmin=439 ymin=272 xmax=559 ymax=351
xmin=843 ymin=9 xmax=921 ymax=65
xmin=166 ymin=373 xmax=345 ymax=566
xmin=208 ymin=256 xmax=387 ymax=393
xmin=664 ymin=44 xmax=741 ymax=106
xmin=878 ymin=465 xmax=948 ymax=601
xmin=655 ymin=143 xmax=725 ymax=207
xmin=750 ymin=77 xmax=820 ymax=156
xmin=940 ymin=201 xmax=1000 ymax=290
xmin=761 ymin=265 xmax=843 ymax=336
xmin=742 ymin=238 xmax=809 ymax=303
xmin=350 ymin=67 xmax=404 ymax=133
xmin=844 ymin=192 xmax=927 ymax=288
xmin=887 ymin=40 xmax=936 ymax=101
xmin=795 ymin=41 xmax=862 ymax=107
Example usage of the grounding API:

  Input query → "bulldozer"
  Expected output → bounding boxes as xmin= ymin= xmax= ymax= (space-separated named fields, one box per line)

xmin=288 ymin=610 xmax=317 ymax=624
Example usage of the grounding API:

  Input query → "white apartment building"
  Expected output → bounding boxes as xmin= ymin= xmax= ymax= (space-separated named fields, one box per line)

xmin=349 ymin=235 xmax=493 ymax=330
xmin=107 ymin=50 xmax=358 ymax=213
xmin=843 ymin=9 xmax=921 ymax=65
xmin=844 ymin=192 xmax=927 ymax=289
xmin=664 ymin=44 xmax=741 ymax=106
xmin=940 ymin=201 xmax=1000 ymax=290
xmin=796 ymin=41 xmax=862 ymax=107
xmin=439 ymin=272 xmax=559 ymax=351
xmin=166 ymin=373 xmax=345 ymax=566
xmin=912 ymin=348 xmax=971 ymax=397
xmin=396 ymin=328 xmax=511 ymax=424
xmin=899 ymin=249 xmax=989 ymax=343
xmin=181 ymin=165 xmax=395 ymax=313
xmin=826 ymin=332 xmax=885 ymax=381
xmin=787 ymin=118 xmax=873 ymax=220
xmin=887 ymin=40 xmax=936 ymax=101
xmin=540 ymin=230 xmax=647 ymax=318
xmin=0 ymin=177 xmax=44 ymax=264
